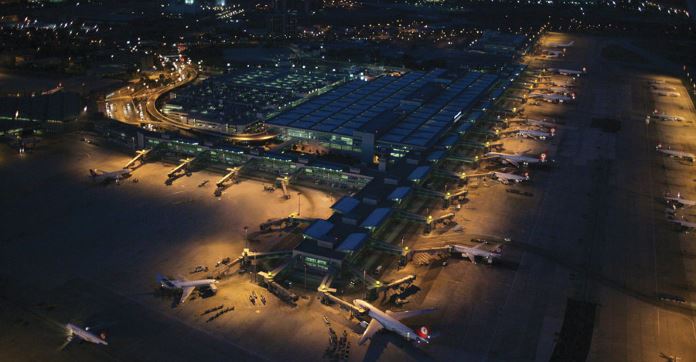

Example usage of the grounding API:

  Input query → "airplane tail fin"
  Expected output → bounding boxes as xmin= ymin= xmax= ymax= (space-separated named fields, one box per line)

xmin=156 ymin=274 xmax=168 ymax=285
xmin=417 ymin=326 xmax=431 ymax=342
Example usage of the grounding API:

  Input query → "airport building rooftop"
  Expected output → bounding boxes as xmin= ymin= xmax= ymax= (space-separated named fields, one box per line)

xmin=163 ymin=67 xmax=346 ymax=134
xmin=267 ymin=69 xmax=498 ymax=161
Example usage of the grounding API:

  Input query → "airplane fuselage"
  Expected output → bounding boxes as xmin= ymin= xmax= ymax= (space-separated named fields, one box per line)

xmin=66 ymin=323 xmax=108 ymax=345
xmin=353 ymin=300 xmax=429 ymax=344
xmin=665 ymin=196 xmax=696 ymax=207
xmin=493 ymin=172 xmax=529 ymax=184
xmin=90 ymin=169 xmax=132 ymax=183
xmin=451 ymin=245 xmax=501 ymax=264
xmin=658 ymin=149 xmax=695 ymax=162
xmin=485 ymin=152 xmax=545 ymax=166
xmin=161 ymin=278 xmax=218 ymax=290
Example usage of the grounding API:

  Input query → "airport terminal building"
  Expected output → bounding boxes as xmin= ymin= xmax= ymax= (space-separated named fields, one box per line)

xmin=162 ymin=68 xmax=346 ymax=135
xmin=267 ymin=69 xmax=499 ymax=162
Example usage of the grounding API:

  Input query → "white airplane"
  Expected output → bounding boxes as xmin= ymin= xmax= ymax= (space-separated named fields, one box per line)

xmin=547 ymin=40 xmax=575 ymax=48
xmin=123 ymin=149 xmax=152 ymax=169
xmin=551 ymin=81 xmax=575 ymax=88
xmin=665 ymin=193 xmax=696 ymax=208
xmin=484 ymin=151 xmax=548 ymax=168
xmin=493 ymin=171 xmax=530 ymax=184
xmin=65 ymin=323 xmax=108 ymax=346
xmin=158 ymin=275 xmax=219 ymax=304
xmin=509 ymin=118 xmax=559 ymax=129
xmin=651 ymin=85 xmax=677 ymax=91
xmin=656 ymin=144 xmax=695 ymax=162
xmin=671 ymin=218 xmax=696 ymax=231
xmin=651 ymin=112 xmax=685 ymax=122
xmin=542 ymin=50 xmax=564 ymax=58
xmin=652 ymin=89 xmax=680 ymax=97
xmin=464 ymin=171 xmax=529 ymax=184
xmin=451 ymin=243 xmax=503 ymax=264
xmin=547 ymin=87 xmax=576 ymax=97
xmin=89 ymin=168 xmax=132 ymax=184
xmin=548 ymin=68 xmax=585 ymax=76
xmin=502 ymin=128 xmax=554 ymax=140
xmin=353 ymin=299 xmax=435 ymax=345
xmin=529 ymin=93 xmax=574 ymax=103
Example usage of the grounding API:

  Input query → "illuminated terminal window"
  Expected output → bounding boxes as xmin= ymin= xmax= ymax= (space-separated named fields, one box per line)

xmin=304 ymin=257 xmax=329 ymax=270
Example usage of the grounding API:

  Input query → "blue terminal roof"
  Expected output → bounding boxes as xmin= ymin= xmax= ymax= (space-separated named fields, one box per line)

xmin=360 ymin=208 xmax=392 ymax=229
xmin=489 ymin=88 xmax=504 ymax=100
xmin=457 ymin=122 xmax=474 ymax=134
xmin=294 ymin=238 xmax=346 ymax=262
xmin=268 ymin=70 xmax=498 ymax=150
xmin=408 ymin=165 xmax=431 ymax=182
xmin=331 ymin=196 xmax=361 ymax=214
xmin=427 ymin=150 xmax=445 ymax=162
xmin=268 ymin=70 xmax=445 ymax=135
xmin=378 ymin=73 xmax=493 ymax=148
xmin=440 ymin=134 xmax=459 ymax=148
xmin=467 ymin=111 xmax=483 ymax=122
xmin=387 ymin=186 xmax=411 ymax=202
xmin=337 ymin=233 xmax=368 ymax=252
xmin=304 ymin=220 xmax=334 ymax=240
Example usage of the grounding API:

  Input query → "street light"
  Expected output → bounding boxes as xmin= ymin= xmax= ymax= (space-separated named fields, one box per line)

xmin=297 ymin=192 xmax=302 ymax=215
xmin=243 ymin=226 xmax=248 ymax=249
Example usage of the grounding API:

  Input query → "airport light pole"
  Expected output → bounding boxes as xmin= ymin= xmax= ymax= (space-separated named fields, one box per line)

xmin=244 ymin=226 xmax=248 ymax=249
xmin=297 ymin=192 xmax=302 ymax=215
xmin=363 ymin=269 xmax=367 ymax=299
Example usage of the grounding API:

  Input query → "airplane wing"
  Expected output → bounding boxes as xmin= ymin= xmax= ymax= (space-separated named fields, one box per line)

xmin=386 ymin=308 xmax=436 ymax=321
xmin=505 ymin=158 xmax=520 ymax=168
xmin=466 ymin=253 xmax=476 ymax=263
xmin=358 ymin=319 xmax=383 ymax=345
xmin=179 ymin=286 xmax=195 ymax=304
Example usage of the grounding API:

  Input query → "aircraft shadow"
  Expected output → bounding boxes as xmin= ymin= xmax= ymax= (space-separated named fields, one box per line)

xmin=362 ymin=334 xmax=435 ymax=362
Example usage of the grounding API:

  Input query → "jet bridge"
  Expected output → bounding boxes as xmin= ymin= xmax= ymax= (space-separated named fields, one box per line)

xmin=370 ymin=240 xmax=406 ymax=256
xmin=214 ymin=166 xmax=241 ymax=196
xmin=444 ymin=154 xmax=479 ymax=164
xmin=320 ymin=291 xmax=365 ymax=315
xmin=124 ymin=148 xmax=154 ymax=169
xmin=318 ymin=273 xmax=337 ymax=295
xmin=376 ymin=275 xmax=417 ymax=298
xmin=414 ymin=186 xmax=446 ymax=199
xmin=259 ymin=216 xmax=317 ymax=231
xmin=443 ymin=188 xmax=468 ymax=208
xmin=424 ymin=213 xmax=455 ymax=234
xmin=455 ymin=141 xmax=488 ymax=150
xmin=242 ymin=248 xmax=293 ymax=267
xmin=275 ymin=175 xmax=291 ymax=199
xmin=463 ymin=171 xmax=496 ymax=180
xmin=414 ymin=186 xmax=467 ymax=208
xmin=346 ymin=266 xmax=416 ymax=300
xmin=167 ymin=157 xmax=195 ymax=178
xmin=257 ymin=260 xmax=298 ymax=303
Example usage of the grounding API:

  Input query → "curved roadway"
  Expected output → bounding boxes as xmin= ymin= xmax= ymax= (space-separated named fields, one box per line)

xmin=109 ymin=64 xmax=278 ymax=143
